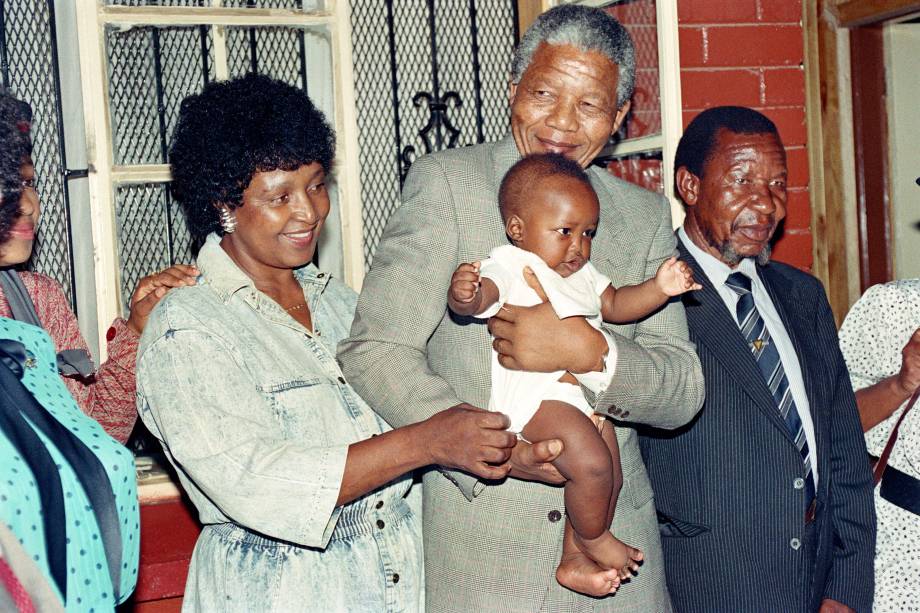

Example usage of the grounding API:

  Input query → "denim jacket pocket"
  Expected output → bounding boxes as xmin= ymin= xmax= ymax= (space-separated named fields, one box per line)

xmin=258 ymin=377 xmax=348 ymax=441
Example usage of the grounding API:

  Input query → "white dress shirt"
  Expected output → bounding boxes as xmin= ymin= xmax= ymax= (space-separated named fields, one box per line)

xmin=679 ymin=227 xmax=819 ymax=486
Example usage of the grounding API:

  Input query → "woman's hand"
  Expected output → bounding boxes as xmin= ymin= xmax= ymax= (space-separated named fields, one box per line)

xmin=896 ymin=328 xmax=920 ymax=396
xmin=421 ymin=403 xmax=517 ymax=480
xmin=127 ymin=264 xmax=199 ymax=334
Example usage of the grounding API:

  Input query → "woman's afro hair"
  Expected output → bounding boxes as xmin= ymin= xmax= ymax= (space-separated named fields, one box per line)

xmin=0 ymin=90 xmax=32 ymax=246
xmin=169 ymin=73 xmax=336 ymax=241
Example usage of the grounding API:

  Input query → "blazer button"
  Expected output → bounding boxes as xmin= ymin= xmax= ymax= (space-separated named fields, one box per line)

xmin=548 ymin=510 xmax=562 ymax=523
xmin=793 ymin=477 xmax=805 ymax=490
xmin=609 ymin=407 xmax=621 ymax=416
xmin=789 ymin=537 xmax=801 ymax=550
xmin=621 ymin=411 xmax=630 ymax=418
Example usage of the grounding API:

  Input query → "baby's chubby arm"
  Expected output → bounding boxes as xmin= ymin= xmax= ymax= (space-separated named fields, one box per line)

xmin=600 ymin=257 xmax=701 ymax=324
xmin=447 ymin=262 xmax=500 ymax=316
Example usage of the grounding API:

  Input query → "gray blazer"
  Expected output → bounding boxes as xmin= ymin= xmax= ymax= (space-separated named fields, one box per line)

xmin=338 ymin=136 xmax=704 ymax=612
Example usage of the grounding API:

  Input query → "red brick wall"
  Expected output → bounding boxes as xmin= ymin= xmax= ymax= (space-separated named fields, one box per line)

xmin=678 ymin=0 xmax=811 ymax=271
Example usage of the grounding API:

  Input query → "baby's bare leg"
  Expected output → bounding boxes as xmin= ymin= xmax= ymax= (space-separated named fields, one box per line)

xmin=522 ymin=400 xmax=641 ymax=572
xmin=597 ymin=418 xmax=643 ymax=579
xmin=522 ymin=400 xmax=613 ymax=538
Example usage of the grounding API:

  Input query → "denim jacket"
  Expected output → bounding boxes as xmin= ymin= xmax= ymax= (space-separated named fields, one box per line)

xmin=136 ymin=234 xmax=421 ymax=612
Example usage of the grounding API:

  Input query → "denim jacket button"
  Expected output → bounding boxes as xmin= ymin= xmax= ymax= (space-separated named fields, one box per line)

xmin=375 ymin=500 xmax=384 ymax=510
xmin=392 ymin=573 xmax=400 ymax=584
xmin=547 ymin=510 xmax=562 ymax=523
xmin=337 ymin=376 xmax=346 ymax=384
xmin=376 ymin=519 xmax=385 ymax=529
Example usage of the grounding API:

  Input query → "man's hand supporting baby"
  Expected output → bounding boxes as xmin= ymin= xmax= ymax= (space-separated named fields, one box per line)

xmin=487 ymin=267 xmax=608 ymax=375
xmin=447 ymin=262 xmax=607 ymax=484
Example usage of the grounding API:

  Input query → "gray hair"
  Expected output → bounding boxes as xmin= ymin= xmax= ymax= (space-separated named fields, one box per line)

xmin=510 ymin=5 xmax=636 ymax=109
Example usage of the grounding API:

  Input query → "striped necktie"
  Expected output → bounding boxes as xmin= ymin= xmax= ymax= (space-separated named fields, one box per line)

xmin=725 ymin=272 xmax=816 ymax=509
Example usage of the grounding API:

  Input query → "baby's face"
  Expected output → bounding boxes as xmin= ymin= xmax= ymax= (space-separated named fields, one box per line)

xmin=513 ymin=175 xmax=600 ymax=277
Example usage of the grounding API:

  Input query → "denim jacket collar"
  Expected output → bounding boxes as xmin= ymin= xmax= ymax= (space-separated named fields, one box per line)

xmin=197 ymin=233 xmax=332 ymax=311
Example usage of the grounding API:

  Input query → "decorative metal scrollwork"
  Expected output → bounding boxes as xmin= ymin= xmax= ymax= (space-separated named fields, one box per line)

xmin=399 ymin=90 xmax=463 ymax=180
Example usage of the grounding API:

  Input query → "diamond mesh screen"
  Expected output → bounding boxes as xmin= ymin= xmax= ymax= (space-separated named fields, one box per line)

xmin=350 ymin=0 xmax=517 ymax=269
xmin=107 ymin=25 xmax=215 ymax=165
xmin=607 ymin=0 xmax=661 ymax=141
xmin=2 ymin=0 xmax=75 ymax=305
xmin=115 ymin=183 xmax=194 ymax=315
xmin=225 ymin=26 xmax=308 ymax=88
xmin=106 ymin=0 xmax=209 ymax=6
xmin=106 ymin=23 xmax=214 ymax=312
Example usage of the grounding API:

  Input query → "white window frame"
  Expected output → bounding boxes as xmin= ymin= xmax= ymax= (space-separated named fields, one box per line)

xmin=74 ymin=0 xmax=365 ymax=359
xmin=555 ymin=0 xmax=684 ymax=224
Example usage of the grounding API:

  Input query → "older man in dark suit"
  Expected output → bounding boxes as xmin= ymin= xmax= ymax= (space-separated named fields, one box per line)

xmin=640 ymin=106 xmax=876 ymax=612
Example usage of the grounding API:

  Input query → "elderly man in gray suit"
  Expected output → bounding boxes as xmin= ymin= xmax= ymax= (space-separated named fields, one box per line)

xmin=338 ymin=6 xmax=704 ymax=612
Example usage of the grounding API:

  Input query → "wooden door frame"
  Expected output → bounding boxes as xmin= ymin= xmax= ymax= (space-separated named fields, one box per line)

xmin=803 ymin=0 xmax=920 ymax=324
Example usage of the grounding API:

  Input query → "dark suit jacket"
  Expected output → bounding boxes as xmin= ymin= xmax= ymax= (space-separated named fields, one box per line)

xmin=639 ymin=239 xmax=876 ymax=612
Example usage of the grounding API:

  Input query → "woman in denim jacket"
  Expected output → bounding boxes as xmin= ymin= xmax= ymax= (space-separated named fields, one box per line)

xmin=135 ymin=74 xmax=517 ymax=612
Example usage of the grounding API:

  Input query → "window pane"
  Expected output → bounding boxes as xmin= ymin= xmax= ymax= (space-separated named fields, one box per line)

xmin=607 ymin=0 xmax=661 ymax=140
xmin=605 ymin=151 xmax=664 ymax=194
xmin=350 ymin=0 xmax=517 ymax=269
xmin=115 ymin=183 xmax=194 ymax=315
xmin=107 ymin=25 xmax=216 ymax=165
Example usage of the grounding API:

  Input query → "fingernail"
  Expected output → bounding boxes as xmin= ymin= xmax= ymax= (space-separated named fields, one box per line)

xmin=548 ymin=440 xmax=562 ymax=455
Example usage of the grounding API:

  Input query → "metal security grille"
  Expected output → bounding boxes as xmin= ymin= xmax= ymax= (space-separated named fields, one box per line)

xmin=114 ymin=183 xmax=194 ymax=310
xmin=105 ymin=18 xmax=319 ymax=313
xmin=225 ymin=26 xmax=308 ymax=87
xmin=602 ymin=0 xmax=664 ymax=194
xmin=0 ymin=0 xmax=76 ymax=306
xmin=350 ymin=0 xmax=518 ymax=268
xmin=107 ymin=25 xmax=215 ymax=166
xmin=106 ymin=23 xmax=214 ymax=310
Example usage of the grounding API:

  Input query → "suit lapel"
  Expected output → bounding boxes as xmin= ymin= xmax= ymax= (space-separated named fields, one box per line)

xmin=587 ymin=169 xmax=626 ymax=266
xmin=678 ymin=241 xmax=795 ymax=441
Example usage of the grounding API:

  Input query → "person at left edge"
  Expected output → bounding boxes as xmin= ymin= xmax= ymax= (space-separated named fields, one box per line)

xmin=0 ymin=90 xmax=198 ymax=444
xmin=0 ymin=83 xmax=139 ymax=612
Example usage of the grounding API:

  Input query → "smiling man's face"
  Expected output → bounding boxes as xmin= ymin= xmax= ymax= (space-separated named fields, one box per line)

xmin=509 ymin=42 xmax=629 ymax=169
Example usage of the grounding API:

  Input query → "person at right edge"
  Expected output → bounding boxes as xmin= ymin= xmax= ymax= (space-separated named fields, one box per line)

xmin=338 ymin=6 xmax=704 ymax=612
xmin=639 ymin=106 xmax=876 ymax=612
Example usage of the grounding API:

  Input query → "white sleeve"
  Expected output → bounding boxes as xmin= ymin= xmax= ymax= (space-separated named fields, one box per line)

xmin=476 ymin=256 xmax=515 ymax=318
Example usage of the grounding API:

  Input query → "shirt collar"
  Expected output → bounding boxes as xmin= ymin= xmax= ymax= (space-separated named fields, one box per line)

xmin=196 ymin=233 xmax=332 ymax=304
xmin=678 ymin=226 xmax=759 ymax=288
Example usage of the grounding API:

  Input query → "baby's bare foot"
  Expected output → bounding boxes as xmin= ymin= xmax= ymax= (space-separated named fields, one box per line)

xmin=556 ymin=550 xmax=620 ymax=597
xmin=576 ymin=531 xmax=644 ymax=577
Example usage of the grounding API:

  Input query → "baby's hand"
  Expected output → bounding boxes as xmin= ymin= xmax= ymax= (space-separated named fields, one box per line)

xmin=655 ymin=256 xmax=702 ymax=296
xmin=449 ymin=262 xmax=482 ymax=305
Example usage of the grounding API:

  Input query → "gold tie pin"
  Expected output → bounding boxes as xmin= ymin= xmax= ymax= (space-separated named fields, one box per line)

xmin=752 ymin=339 xmax=766 ymax=351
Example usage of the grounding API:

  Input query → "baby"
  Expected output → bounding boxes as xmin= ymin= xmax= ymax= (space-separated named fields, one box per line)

xmin=448 ymin=153 xmax=700 ymax=594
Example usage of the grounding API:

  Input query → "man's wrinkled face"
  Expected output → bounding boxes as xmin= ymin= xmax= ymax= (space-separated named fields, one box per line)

xmin=681 ymin=129 xmax=788 ymax=266
xmin=509 ymin=43 xmax=629 ymax=169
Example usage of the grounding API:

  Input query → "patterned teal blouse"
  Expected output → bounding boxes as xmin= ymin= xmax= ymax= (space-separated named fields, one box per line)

xmin=0 ymin=316 xmax=139 ymax=610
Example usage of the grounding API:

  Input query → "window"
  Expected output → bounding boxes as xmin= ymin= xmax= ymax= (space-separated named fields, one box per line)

xmin=561 ymin=0 xmax=683 ymax=224
xmin=75 ymin=0 xmax=364 ymax=359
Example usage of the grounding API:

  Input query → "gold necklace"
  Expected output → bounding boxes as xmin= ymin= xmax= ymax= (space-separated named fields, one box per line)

xmin=285 ymin=303 xmax=308 ymax=312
